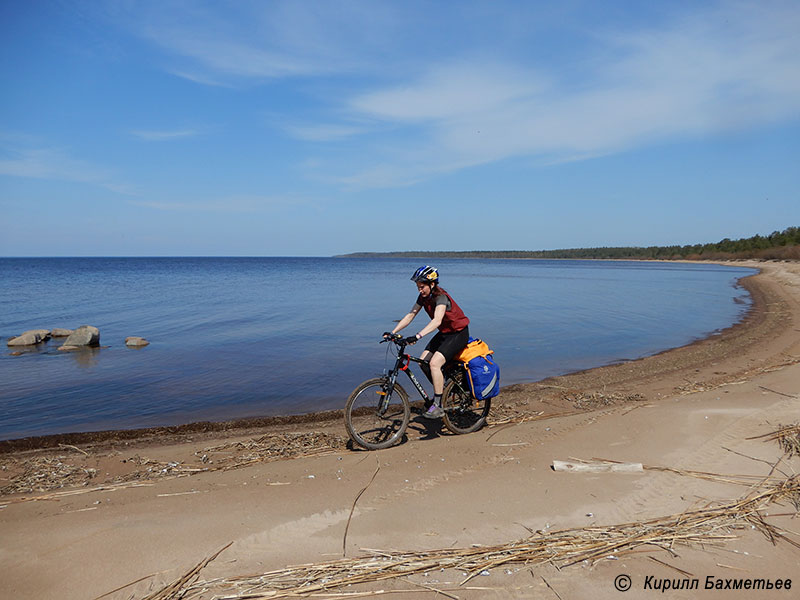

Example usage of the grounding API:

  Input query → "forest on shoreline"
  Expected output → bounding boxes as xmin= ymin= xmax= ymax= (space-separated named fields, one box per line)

xmin=339 ymin=226 xmax=800 ymax=261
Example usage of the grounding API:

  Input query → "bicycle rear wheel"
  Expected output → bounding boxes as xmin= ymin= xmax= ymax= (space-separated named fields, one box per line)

xmin=345 ymin=377 xmax=410 ymax=450
xmin=442 ymin=377 xmax=490 ymax=434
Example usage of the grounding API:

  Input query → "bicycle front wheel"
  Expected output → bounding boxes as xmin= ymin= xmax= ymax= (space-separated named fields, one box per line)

xmin=442 ymin=378 xmax=491 ymax=434
xmin=344 ymin=377 xmax=410 ymax=450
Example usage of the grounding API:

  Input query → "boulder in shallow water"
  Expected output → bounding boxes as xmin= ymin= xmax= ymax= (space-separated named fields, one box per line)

xmin=58 ymin=325 xmax=100 ymax=350
xmin=125 ymin=336 xmax=150 ymax=348
xmin=7 ymin=329 xmax=51 ymax=347
xmin=51 ymin=328 xmax=74 ymax=338
xmin=8 ymin=333 xmax=41 ymax=347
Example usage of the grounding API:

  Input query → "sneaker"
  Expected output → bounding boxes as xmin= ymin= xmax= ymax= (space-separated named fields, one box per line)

xmin=421 ymin=403 xmax=444 ymax=419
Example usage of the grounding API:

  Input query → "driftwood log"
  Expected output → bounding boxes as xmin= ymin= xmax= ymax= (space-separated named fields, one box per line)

xmin=552 ymin=460 xmax=643 ymax=473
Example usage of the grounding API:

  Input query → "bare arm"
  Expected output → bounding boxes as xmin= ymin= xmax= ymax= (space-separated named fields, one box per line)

xmin=391 ymin=304 xmax=422 ymax=334
xmin=416 ymin=303 xmax=445 ymax=338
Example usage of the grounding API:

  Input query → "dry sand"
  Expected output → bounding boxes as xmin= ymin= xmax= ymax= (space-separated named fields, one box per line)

xmin=1 ymin=260 xmax=799 ymax=599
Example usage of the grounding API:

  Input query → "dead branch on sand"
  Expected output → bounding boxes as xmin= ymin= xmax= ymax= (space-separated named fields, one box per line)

xmin=343 ymin=461 xmax=380 ymax=557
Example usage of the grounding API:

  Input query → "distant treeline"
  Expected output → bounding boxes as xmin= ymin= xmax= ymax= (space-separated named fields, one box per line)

xmin=339 ymin=226 xmax=800 ymax=261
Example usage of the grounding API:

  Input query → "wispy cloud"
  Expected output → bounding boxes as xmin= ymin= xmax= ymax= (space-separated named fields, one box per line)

xmin=283 ymin=123 xmax=369 ymax=142
xmin=106 ymin=1 xmax=800 ymax=191
xmin=129 ymin=194 xmax=311 ymax=213
xmin=158 ymin=35 xmax=324 ymax=80
xmin=0 ymin=143 xmax=134 ymax=194
xmin=330 ymin=2 xmax=800 ymax=188
xmin=165 ymin=69 xmax=232 ymax=88
xmin=120 ymin=1 xmax=387 ymax=83
xmin=130 ymin=129 xmax=203 ymax=141
xmin=351 ymin=62 xmax=547 ymax=122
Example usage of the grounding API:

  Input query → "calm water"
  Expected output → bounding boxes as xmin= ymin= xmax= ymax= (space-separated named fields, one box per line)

xmin=0 ymin=258 xmax=756 ymax=440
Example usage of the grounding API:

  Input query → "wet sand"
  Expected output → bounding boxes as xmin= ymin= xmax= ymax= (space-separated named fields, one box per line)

xmin=1 ymin=260 xmax=799 ymax=599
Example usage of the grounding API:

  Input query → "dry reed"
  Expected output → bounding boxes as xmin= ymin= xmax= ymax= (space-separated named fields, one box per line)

xmin=1 ymin=432 xmax=348 ymax=501
xmin=563 ymin=391 xmax=645 ymax=410
xmin=198 ymin=431 xmax=346 ymax=470
xmin=678 ymin=358 xmax=800 ymax=396
xmin=0 ymin=456 xmax=98 ymax=495
xmin=747 ymin=424 xmax=800 ymax=458
xmin=584 ymin=457 xmax=789 ymax=488
xmin=140 ymin=475 xmax=799 ymax=600
xmin=487 ymin=407 xmax=581 ymax=427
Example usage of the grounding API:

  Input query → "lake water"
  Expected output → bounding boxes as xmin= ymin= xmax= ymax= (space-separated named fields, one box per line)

xmin=0 ymin=257 xmax=756 ymax=440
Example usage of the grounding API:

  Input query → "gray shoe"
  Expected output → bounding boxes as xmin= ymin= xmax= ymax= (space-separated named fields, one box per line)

xmin=421 ymin=404 xmax=444 ymax=419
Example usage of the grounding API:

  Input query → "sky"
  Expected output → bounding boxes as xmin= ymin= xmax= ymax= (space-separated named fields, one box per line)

xmin=1 ymin=0 xmax=799 ymax=257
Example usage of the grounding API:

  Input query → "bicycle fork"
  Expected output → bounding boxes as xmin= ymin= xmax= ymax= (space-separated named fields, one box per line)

xmin=378 ymin=372 xmax=399 ymax=415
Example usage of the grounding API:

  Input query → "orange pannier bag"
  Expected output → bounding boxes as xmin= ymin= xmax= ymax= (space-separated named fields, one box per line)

xmin=455 ymin=338 xmax=493 ymax=363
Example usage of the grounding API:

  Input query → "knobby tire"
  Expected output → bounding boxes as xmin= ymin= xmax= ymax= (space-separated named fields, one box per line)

xmin=441 ymin=377 xmax=491 ymax=434
xmin=344 ymin=377 xmax=410 ymax=450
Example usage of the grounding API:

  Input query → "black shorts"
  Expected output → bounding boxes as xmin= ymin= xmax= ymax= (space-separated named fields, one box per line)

xmin=424 ymin=327 xmax=469 ymax=363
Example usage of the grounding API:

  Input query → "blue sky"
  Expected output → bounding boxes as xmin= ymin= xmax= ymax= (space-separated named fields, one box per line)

xmin=1 ymin=0 xmax=798 ymax=256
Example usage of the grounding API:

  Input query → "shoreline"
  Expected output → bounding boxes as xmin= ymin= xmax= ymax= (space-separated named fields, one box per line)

xmin=0 ymin=261 xmax=770 ymax=454
xmin=2 ymin=259 xmax=798 ymax=600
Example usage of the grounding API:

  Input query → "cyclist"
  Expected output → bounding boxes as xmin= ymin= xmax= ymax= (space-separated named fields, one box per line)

xmin=384 ymin=266 xmax=470 ymax=418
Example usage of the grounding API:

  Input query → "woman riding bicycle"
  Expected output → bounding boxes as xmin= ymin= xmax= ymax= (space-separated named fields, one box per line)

xmin=384 ymin=266 xmax=470 ymax=419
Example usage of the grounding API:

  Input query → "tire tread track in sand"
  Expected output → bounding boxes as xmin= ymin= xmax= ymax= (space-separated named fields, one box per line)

xmin=367 ymin=408 xmax=624 ymax=506
xmin=606 ymin=393 xmax=798 ymax=524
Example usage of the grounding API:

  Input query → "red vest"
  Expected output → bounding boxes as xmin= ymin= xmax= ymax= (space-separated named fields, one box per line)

xmin=418 ymin=289 xmax=470 ymax=333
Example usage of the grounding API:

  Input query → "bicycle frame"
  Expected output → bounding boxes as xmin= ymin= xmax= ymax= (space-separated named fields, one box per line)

xmin=380 ymin=338 xmax=468 ymax=414
xmin=394 ymin=353 xmax=431 ymax=401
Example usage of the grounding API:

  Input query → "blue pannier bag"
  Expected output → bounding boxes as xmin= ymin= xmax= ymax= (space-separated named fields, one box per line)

xmin=456 ymin=338 xmax=500 ymax=400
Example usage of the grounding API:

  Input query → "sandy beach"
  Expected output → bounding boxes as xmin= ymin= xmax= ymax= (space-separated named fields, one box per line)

xmin=1 ymin=260 xmax=798 ymax=599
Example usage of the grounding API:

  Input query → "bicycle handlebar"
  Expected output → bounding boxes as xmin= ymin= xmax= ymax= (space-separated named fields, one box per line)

xmin=380 ymin=333 xmax=405 ymax=345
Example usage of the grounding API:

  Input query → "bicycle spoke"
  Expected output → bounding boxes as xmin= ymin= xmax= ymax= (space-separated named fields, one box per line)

xmin=345 ymin=379 xmax=410 ymax=450
xmin=442 ymin=377 xmax=490 ymax=434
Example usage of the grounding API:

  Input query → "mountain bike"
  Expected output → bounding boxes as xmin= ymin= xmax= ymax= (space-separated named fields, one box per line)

xmin=344 ymin=334 xmax=491 ymax=450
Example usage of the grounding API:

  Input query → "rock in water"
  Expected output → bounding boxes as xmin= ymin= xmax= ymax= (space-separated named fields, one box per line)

xmin=59 ymin=325 xmax=100 ymax=350
xmin=51 ymin=328 xmax=74 ymax=338
xmin=125 ymin=336 xmax=150 ymax=348
xmin=7 ymin=329 xmax=51 ymax=347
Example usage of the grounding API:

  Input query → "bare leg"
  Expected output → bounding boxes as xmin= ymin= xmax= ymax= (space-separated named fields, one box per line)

xmin=428 ymin=351 xmax=446 ymax=395
xmin=419 ymin=349 xmax=446 ymax=418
